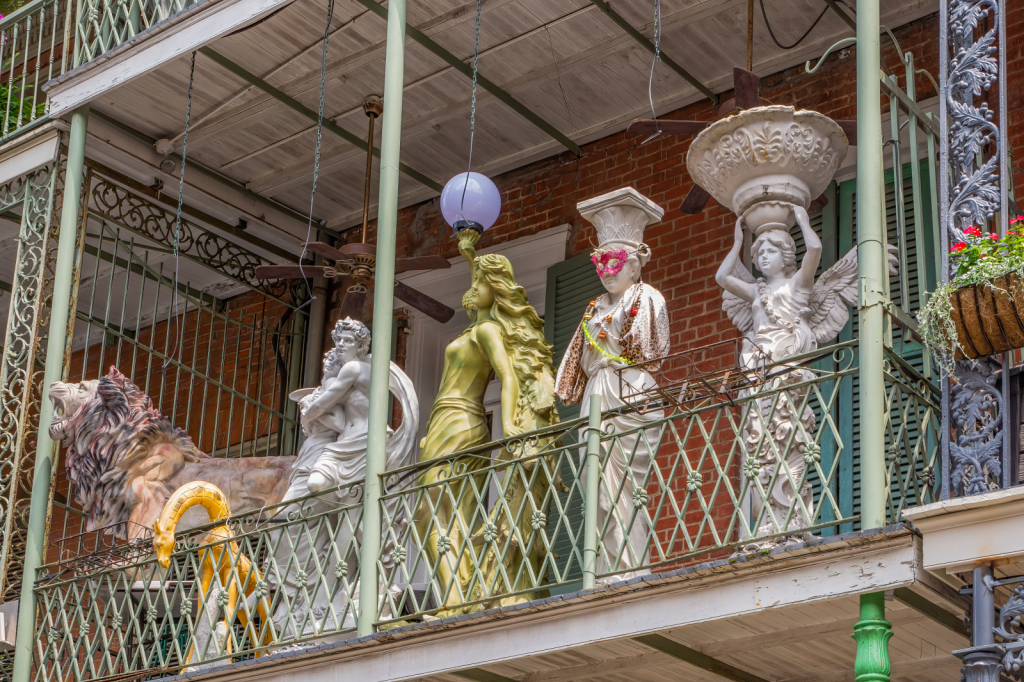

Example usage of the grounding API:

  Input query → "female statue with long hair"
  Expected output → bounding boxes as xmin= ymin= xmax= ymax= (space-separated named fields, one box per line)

xmin=416 ymin=229 xmax=558 ymax=616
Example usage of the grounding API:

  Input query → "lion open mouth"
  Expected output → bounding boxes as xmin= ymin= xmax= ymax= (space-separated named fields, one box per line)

xmin=48 ymin=383 xmax=71 ymax=441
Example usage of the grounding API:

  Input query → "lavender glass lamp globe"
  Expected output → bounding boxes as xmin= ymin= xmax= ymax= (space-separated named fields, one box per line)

xmin=440 ymin=172 xmax=501 ymax=234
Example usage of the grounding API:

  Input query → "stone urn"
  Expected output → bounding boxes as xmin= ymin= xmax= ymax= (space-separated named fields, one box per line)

xmin=685 ymin=105 xmax=849 ymax=234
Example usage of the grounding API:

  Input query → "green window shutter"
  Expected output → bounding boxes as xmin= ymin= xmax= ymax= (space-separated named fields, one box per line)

xmin=836 ymin=160 xmax=936 ymax=533
xmin=543 ymin=252 xmax=606 ymax=588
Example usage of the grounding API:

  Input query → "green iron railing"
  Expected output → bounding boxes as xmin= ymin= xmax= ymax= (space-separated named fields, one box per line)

xmin=0 ymin=0 xmax=73 ymax=140
xmin=73 ymin=0 xmax=196 ymax=67
xmin=30 ymin=341 xmax=941 ymax=681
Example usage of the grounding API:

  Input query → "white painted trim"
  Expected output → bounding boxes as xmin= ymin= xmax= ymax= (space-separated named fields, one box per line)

xmin=188 ymin=534 xmax=921 ymax=682
xmin=903 ymin=487 xmax=1024 ymax=572
xmin=45 ymin=0 xmax=291 ymax=117
xmin=0 ymin=125 xmax=62 ymax=186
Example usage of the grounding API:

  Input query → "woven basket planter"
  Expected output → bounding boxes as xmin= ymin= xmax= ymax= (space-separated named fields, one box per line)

xmin=949 ymin=272 xmax=1024 ymax=358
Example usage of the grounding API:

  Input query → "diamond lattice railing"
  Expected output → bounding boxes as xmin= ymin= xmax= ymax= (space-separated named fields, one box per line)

xmin=30 ymin=341 xmax=941 ymax=681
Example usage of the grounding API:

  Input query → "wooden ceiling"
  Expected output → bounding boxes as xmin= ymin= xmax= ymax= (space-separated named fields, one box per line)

xmin=86 ymin=0 xmax=936 ymax=247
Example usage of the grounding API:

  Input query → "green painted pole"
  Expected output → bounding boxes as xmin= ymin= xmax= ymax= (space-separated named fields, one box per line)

xmin=12 ymin=104 xmax=90 ymax=682
xmin=357 ymin=0 xmax=404 ymax=637
xmin=582 ymin=394 xmax=602 ymax=590
xmin=853 ymin=0 xmax=893 ymax=679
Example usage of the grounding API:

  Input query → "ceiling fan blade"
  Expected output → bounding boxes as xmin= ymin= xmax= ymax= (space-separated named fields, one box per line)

xmin=808 ymin=194 xmax=830 ymax=214
xmin=627 ymin=119 xmax=708 ymax=136
xmin=394 ymin=255 xmax=452 ymax=274
xmin=255 ymin=265 xmax=331 ymax=280
xmin=679 ymin=185 xmax=713 ymax=214
xmin=394 ymin=281 xmax=455 ymax=323
xmin=304 ymin=242 xmax=349 ymax=262
xmin=339 ymin=286 xmax=368 ymax=320
xmin=837 ymin=120 xmax=857 ymax=146
xmin=733 ymin=67 xmax=760 ymax=110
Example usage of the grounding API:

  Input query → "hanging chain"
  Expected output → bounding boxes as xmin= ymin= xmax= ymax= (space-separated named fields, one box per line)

xmin=458 ymin=0 xmax=483 ymax=220
xmin=298 ymin=0 xmax=336 ymax=309
xmin=163 ymin=49 xmax=196 ymax=369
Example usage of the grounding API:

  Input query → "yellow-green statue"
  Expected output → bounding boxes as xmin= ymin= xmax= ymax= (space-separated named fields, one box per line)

xmin=416 ymin=229 xmax=559 ymax=616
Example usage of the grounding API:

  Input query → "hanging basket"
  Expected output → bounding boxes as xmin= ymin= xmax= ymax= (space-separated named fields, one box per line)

xmin=949 ymin=272 xmax=1024 ymax=358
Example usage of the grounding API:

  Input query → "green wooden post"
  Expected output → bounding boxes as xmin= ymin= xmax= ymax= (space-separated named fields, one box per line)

xmin=854 ymin=0 xmax=893 ymax=677
xmin=12 ymin=104 xmax=90 ymax=682
xmin=357 ymin=0 xmax=405 ymax=637
xmin=582 ymin=394 xmax=602 ymax=589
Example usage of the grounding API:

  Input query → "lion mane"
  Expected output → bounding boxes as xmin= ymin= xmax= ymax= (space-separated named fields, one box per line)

xmin=54 ymin=367 xmax=294 ymax=537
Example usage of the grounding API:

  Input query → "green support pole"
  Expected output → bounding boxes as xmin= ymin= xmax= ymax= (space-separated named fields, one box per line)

xmin=357 ymin=0 xmax=404 ymax=637
xmin=582 ymin=394 xmax=602 ymax=590
xmin=11 ymin=104 xmax=90 ymax=682
xmin=854 ymin=0 xmax=893 ymax=679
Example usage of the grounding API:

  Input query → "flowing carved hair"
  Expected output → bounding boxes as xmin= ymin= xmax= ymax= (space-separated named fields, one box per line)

xmin=474 ymin=254 xmax=557 ymax=426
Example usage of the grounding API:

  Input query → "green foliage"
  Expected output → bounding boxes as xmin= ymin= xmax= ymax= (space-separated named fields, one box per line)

xmin=917 ymin=217 xmax=1024 ymax=370
xmin=0 ymin=80 xmax=46 ymax=132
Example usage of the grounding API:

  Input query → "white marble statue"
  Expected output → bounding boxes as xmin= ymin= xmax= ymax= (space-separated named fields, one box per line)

xmin=555 ymin=187 xmax=670 ymax=584
xmin=269 ymin=317 xmax=418 ymax=641
xmin=716 ymin=207 xmax=895 ymax=549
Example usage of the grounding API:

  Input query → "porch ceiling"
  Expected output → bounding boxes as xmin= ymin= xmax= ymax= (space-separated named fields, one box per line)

xmin=81 ymin=0 xmax=936 ymax=249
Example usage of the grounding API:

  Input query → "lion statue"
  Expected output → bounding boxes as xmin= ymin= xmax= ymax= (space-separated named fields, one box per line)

xmin=49 ymin=366 xmax=295 ymax=538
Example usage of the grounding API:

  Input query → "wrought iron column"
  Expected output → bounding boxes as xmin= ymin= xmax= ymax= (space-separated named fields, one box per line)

xmin=357 ymin=0 xmax=404 ymax=637
xmin=853 ymin=0 xmax=894 ymax=675
xmin=955 ymin=566 xmax=1004 ymax=682
xmin=12 ymin=104 xmax=90 ymax=682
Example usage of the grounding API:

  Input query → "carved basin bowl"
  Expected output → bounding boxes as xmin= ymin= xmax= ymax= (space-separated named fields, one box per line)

xmin=685 ymin=105 xmax=849 ymax=235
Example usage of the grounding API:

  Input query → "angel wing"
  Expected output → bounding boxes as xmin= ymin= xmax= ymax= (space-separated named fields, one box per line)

xmin=809 ymin=244 xmax=899 ymax=346
xmin=721 ymin=259 xmax=757 ymax=338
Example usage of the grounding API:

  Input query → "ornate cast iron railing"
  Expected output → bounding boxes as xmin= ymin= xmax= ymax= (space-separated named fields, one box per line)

xmin=28 ymin=340 xmax=940 ymax=681
xmin=33 ymin=483 xmax=364 ymax=681
xmin=73 ymin=0 xmax=197 ymax=67
xmin=0 ymin=0 xmax=72 ymax=140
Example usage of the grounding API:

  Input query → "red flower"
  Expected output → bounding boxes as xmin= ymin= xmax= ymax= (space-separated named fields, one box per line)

xmin=987 ymin=232 xmax=999 ymax=239
xmin=951 ymin=242 xmax=967 ymax=253
xmin=1009 ymin=231 xmax=1017 ymax=236
xmin=1012 ymin=215 xmax=1024 ymax=224
xmin=965 ymin=225 xmax=983 ymax=237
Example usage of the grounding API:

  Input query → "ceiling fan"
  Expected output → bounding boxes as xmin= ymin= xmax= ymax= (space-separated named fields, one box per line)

xmin=255 ymin=97 xmax=456 ymax=323
xmin=627 ymin=67 xmax=857 ymax=215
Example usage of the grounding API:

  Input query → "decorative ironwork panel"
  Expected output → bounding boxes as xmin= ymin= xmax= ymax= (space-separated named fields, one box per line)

xmin=0 ymin=165 xmax=58 ymax=601
xmin=89 ymin=176 xmax=293 ymax=307
xmin=939 ymin=0 xmax=1012 ymax=498
xmin=75 ymin=0 xmax=199 ymax=67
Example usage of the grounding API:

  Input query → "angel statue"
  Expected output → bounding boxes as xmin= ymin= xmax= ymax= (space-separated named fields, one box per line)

xmin=715 ymin=204 xmax=896 ymax=549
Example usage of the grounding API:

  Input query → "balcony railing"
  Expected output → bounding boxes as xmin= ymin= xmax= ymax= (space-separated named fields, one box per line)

xmin=73 ymin=0 xmax=195 ymax=68
xmin=0 ymin=0 xmax=72 ymax=141
xmin=30 ymin=341 xmax=941 ymax=682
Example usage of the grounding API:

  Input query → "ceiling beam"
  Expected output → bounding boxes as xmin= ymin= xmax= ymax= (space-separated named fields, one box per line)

xmin=633 ymin=634 xmax=771 ymax=682
xmin=198 ymin=47 xmax=445 ymax=194
xmin=351 ymin=0 xmax=583 ymax=157
xmin=820 ymin=0 xmax=856 ymax=31
xmin=587 ymin=0 xmax=719 ymax=105
xmin=892 ymin=587 xmax=970 ymax=639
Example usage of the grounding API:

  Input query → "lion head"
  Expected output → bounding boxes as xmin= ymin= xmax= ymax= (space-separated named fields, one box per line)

xmin=52 ymin=366 xmax=206 ymax=535
xmin=48 ymin=379 xmax=99 ymax=442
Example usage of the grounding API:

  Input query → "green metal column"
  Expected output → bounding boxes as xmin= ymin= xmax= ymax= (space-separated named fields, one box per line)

xmin=357 ymin=0 xmax=405 ymax=637
xmin=853 ymin=0 xmax=893 ymax=678
xmin=12 ymin=104 xmax=90 ymax=682
xmin=582 ymin=394 xmax=602 ymax=589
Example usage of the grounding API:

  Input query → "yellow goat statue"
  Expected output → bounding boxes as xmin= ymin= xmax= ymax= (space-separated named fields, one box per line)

xmin=152 ymin=481 xmax=272 ymax=667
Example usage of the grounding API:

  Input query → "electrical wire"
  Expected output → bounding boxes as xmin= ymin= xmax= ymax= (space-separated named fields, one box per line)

xmin=643 ymin=0 xmax=663 ymax=144
xmin=298 ymin=0 xmax=336 ymax=312
xmin=458 ymin=0 xmax=483 ymax=222
xmin=760 ymin=0 xmax=828 ymax=50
